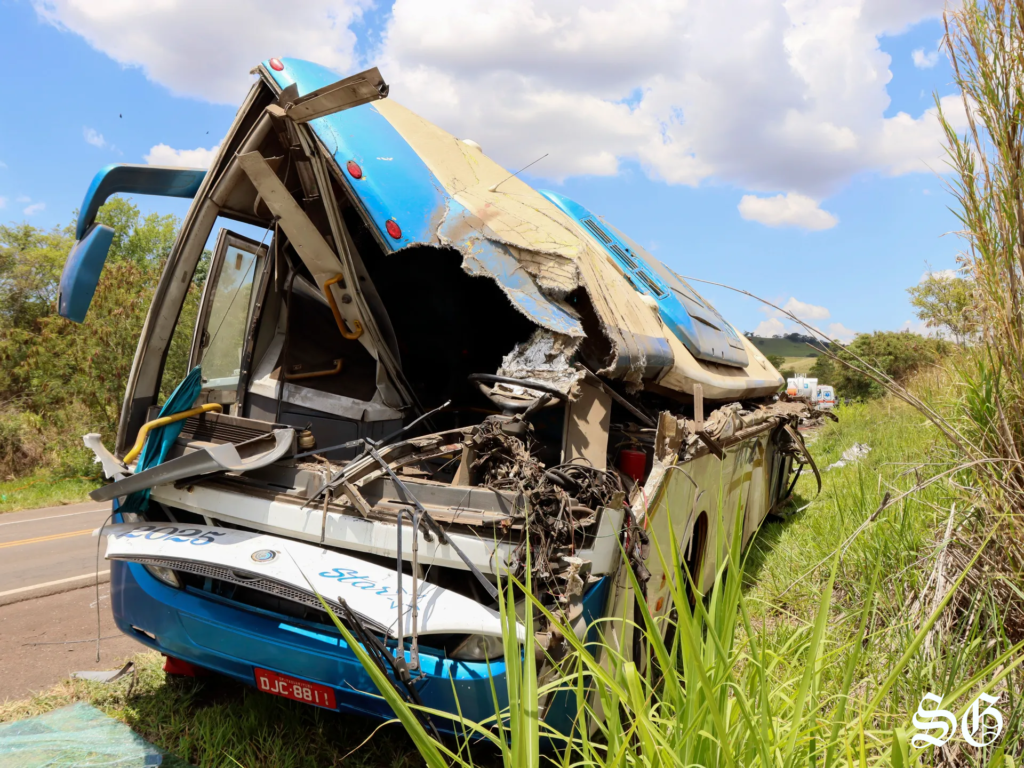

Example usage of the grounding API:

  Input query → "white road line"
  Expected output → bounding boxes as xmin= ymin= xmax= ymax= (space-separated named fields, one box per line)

xmin=0 ymin=570 xmax=111 ymax=599
xmin=0 ymin=507 xmax=109 ymax=527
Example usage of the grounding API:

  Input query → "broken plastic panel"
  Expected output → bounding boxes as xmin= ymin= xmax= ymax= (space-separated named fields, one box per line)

xmin=90 ymin=428 xmax=295 ymax=502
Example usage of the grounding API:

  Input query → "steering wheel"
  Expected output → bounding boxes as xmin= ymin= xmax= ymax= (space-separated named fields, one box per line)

xmin=468 ymin=373 xmax=568 ymax=414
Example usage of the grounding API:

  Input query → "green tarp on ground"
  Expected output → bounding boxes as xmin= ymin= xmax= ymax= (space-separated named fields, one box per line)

xmin=0 ymin=702 xmax=191 ymax=767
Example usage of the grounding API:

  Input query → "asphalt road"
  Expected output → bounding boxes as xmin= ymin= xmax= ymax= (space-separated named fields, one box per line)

xmin=0 ymin=501 xmax=148 ymax=702
xmin=0 ymin=501 xmax=113 ymax=601
xmin=0 ymin=584 xmax=146 ymax=702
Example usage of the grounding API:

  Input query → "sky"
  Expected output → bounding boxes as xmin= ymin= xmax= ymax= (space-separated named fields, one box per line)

xmin=0 ymin=0 xmax=966 ymax=342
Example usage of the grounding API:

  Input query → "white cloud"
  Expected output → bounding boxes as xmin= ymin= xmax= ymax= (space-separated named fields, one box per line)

xmin=0 ymin=160 xmax=7 ymax=169
xmin=15 ymin=195 xmax=30 ymax=203
xmin=33 ymin=0 xmax=955 ymax=201
xmin=873 ymin=94 xmax=968 ymax=176
xmin=144 ymin=143 xmax=221 ymax=169
xmin=754 ymin=318 xmax=786 ymax=337
xmin=760 ymin=297 xmax=831 ymax=322
xmin=782 ymin=297 xmax=831 ymax=321
xmin=83 ymin=126 xmax=107 ymax=148
xmin=376 ymin=0 xmax=951 ymax=194
xmin=738 ymin=193 xmax=838 ymax=231
xmin=23 ymin=202 xmax=46 ymax=215
xmin=33 ymin=1 xmax=369 ymax=104
xmin=756 ymin=296 xmax=846 ymax=338
xmin=912 ymin=48 xmax=939 ymax=69
xmin=827 ymin=322 xmax=857 ymax=343
xmin=0 ymin=196 xmax=6 ymax=209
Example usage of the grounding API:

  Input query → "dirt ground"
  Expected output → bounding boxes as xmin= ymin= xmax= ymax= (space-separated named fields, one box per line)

xmin=0 ymin=584 xmax=146 ymax=703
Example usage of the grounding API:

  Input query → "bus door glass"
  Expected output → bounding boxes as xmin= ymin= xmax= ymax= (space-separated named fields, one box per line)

xmin=194 ymin=229 xmax=269 ymax=398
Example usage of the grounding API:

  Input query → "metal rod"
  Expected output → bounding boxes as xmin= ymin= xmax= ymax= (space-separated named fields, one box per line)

xmin=578 ymin=365 xmax=656 ymax=427
xmin=410 ymin=510 xmax=420 ymax=671
xmin=395 ymin=510 xmax=404 ymax=664
xmin=377 ymin=399 xmax=451 ymax=448
xmin=364 ymin=441 xmax=500 ymax=601
xmin=320 ymin=483 xmax=330 ymax=544
xmin=393 ymin=508 xmax=421 ymax=671
xmin=694 ymin=383 xmax=704 ymax=431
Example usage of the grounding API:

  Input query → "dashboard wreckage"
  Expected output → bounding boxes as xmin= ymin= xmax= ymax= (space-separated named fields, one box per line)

xmin=62 ymin=58 xmax=816 ymax=732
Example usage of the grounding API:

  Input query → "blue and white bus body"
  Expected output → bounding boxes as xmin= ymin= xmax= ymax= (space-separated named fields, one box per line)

xmin=63 ymin=58 xmax=809 ymax=733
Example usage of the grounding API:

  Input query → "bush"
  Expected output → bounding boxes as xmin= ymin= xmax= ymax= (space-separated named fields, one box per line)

xmin=0 ymin=408 xmax=43 ymax=478
xmin=809 ymin=331 xmax=951 ymax=400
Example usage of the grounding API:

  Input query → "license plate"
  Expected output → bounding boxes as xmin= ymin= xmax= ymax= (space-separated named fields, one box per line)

xmin=254 ymin=667 xmax=336 ymax=709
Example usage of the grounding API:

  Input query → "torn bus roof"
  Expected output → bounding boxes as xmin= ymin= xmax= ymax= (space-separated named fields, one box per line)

xmin=261 ymin=58 xmax=781 ymax=400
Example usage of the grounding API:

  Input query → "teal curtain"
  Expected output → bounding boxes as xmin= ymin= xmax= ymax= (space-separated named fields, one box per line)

xmin=121 ymin=366 xmax=203 ymax=513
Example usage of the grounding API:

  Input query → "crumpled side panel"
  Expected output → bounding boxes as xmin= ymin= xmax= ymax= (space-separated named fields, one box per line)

xmin=572 ymin=235 xmax=672 ymax=384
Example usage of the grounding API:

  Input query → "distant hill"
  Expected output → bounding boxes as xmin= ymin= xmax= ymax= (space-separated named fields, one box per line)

xmin=747 ymin=334 xmax=828 ymax=358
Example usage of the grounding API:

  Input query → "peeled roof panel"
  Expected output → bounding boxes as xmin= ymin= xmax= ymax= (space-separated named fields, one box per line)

xmin=260 ymin=58 xmax=775 ymax=396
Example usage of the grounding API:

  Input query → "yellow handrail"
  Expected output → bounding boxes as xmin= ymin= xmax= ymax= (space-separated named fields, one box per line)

xmin=123 ymin=403 xmax=223 ymax=465
xmin=323 ymin=273 xmax=363 ymax=340
xmin=285 ymin=358 xmax=344 ymax=380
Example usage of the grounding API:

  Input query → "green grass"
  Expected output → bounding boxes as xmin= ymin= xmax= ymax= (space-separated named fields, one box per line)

xmin=746 ymin=399 xmax=952 ymax=708
xmin=0 ymin=652 xmax=429 ymax=768
xmin=0 ymin=472 xmax=99 ymax=514
xmin=780 ymin=355 xmax=818 ymax=375
xmin=749 ymin=336 xmax=824 ymax=358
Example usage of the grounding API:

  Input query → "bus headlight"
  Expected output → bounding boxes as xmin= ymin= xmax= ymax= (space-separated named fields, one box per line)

xmin=144 ymin=564 xmax=181 ymax=588
xmin=450 ymin=634 xmax=505 ymax=661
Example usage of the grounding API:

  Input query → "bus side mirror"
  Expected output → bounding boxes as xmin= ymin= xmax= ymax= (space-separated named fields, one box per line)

xmin=58 ymin=163 xmax=207 ymax=322
xmin=57 ymin=222 xmax=115 ymax=322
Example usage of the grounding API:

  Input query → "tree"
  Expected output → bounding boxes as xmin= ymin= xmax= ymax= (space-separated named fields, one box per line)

xmin=809 ymin=354 xmax=835 ymax=382
xmin=766 ymin=354 xmax=786 ymax=371
xmin=93 ymin=197 xmax=178 ymax=266
xmin=0 ymin=197 xmax=183 ymax=473
xmin=906 ymin=271 xmax=977 ymax=344
xmin=0 ymin=222 xmax=75 ymax=331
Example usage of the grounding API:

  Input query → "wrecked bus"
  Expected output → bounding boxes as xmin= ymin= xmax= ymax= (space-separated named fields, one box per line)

xmin=61 ymin=58 xmax=814 ymax=731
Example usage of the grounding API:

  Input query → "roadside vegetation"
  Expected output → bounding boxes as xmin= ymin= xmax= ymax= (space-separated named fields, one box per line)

xmin=809 ymin=331 xmax=952 ymax=400
xmin=0 ymin=473 xmax=98 ymax=513
xmin=0 ymin=199 xmax=203 ymax=508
